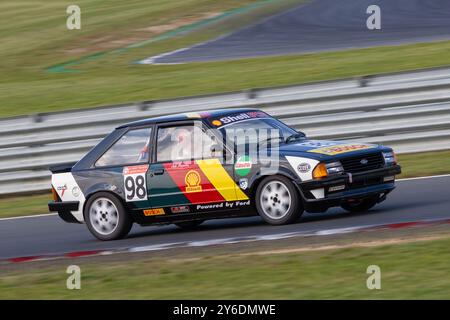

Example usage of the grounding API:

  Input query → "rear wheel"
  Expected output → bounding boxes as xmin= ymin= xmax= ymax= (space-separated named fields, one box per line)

xmin=341 ymin=196 xmax=379 ymax=213
xmin=255 ymin=176 xmax=303 ymax=225
xmin=175 ymin=220 xmax=204 ymax=230
xmin=84 ymin=192 xmax=132 ymax=241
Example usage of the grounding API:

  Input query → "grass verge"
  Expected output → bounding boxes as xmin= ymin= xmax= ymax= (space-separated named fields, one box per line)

xmin=1 ymin=227 xmax=450 ymax=299
xmin=397 ymin=150 xmax=450 ymax=178
xmin=0 ymin=150 xmax=448 ymax=219
xmin=0 ymin=0 xmax=304 ymax=117
xmin=1 ymin=0 xmax=450 ymax=117
xmin=0 ymin=194 xmax=51 ymax=219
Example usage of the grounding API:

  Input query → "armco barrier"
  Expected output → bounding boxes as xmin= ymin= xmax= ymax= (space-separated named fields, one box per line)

xmin=1 ymin=67 xmax=450 ymax=196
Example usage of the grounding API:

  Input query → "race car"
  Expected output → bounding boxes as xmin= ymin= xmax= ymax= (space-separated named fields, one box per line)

xmin=48 ymin=108 xmax=401 ymax=240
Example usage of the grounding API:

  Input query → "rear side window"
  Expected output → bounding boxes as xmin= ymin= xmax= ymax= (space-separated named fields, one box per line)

xmin=96 ymin=128 xmax=152 ymax=167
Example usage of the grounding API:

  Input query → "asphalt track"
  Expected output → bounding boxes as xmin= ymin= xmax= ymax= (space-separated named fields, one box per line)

xmin=1 ymin=176 xmax=450 ymax=260
xmin=145 ymin=0 xmax=450 ymax=64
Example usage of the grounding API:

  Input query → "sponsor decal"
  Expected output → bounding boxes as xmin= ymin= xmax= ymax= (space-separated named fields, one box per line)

xmin=186 ymin=112 xmax=210 ymax=118
xmin=123 ymin=165 xmax=148 ymax=175
xmin=72 ymin=186 xmax=80 ymax=197
xmin=247 ymin=111 xmax=267 ymax=118
xmin=185 ymin=112 xmax=201 ymax=119
xmin=197 ymin=202 xmax=224 ymax=210
xmin=297 ymin=163 xmax=311 ymax=173
xmin=235 ymin=155 xmax=252 ymax=176
xmin=309 ymin=144 xmax=375 ymax=155
xmin=199 ymin=111 xmax=211 ymax=118
xmin=57 ymin=184 xmax=68 ymax=197
xmin=185 ymin=170 xmax=202 ymax=193
xmin=105 ymin=184 xmax=117 ymax=192
xmin=170 ymin=206 xmax=190 ymax=214
xmin=296 ymin=140 xmax=337 ymax=148
xmin=123 ymin=165 xmax=149 ymax=202
xmin=210 ymin=111 xmax=268 ymax=128
xmin=170 ymin=161 xmax=191 ymax=169
xmin=239 ymin=178 xmax=248 ymax=190
xmin=329 ymin=185 xmax=345 ymax=192
xmin=196 ymin=200 xmax=251 ymax=211
xmin=51 ymin=172 xmax=86 ymax=222
xmin=143 ymin=208 xmax=165 ymax=216
xmin=219 ymin=113 xmax=251 ymax=124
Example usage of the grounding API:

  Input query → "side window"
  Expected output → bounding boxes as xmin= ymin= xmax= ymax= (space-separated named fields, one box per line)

xmin=96 ymin=128 xmax=152 ymax=167
xmin=156 ymin=124 xmax=219 ymax=162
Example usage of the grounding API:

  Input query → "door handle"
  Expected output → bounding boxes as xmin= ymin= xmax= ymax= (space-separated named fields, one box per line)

xmin=151 ymin=169 xmax=165 ymax=176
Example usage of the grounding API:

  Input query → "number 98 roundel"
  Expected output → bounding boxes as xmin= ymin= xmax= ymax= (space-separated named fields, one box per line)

xmin=123 ymin=165 xmax=148 ymax=202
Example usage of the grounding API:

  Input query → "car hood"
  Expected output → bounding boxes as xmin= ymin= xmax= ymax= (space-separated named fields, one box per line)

xmin=277 ymin=139 xmax=390 ymax=161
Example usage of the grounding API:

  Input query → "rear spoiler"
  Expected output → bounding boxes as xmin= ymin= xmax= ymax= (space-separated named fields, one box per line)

xmin=49 ymin=162 xmax=77 ymax=174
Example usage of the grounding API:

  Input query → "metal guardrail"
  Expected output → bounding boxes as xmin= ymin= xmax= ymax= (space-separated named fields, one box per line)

xmin=1 ymin=66 xmax=450 ymax=196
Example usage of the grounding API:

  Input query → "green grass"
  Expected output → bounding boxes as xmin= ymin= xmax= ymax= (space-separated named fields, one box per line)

xmin=0 ymin=150 xmax=448 ymax=219
xmin=1 ymin=235 xmax=450 ymax=299
xmin=1 ymin=0 xmax=450 ymax=117
xmin=0 ymin=194 xmax=50 ymax=218
xmin=398 ymin=150 xmax=450 ymax=178
xmin=0 ymin=0 xmax=303 ymax=117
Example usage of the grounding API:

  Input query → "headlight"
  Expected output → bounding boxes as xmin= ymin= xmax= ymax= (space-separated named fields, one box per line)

xmin=326 ymin=161 xmax=344 ymax=174
xmin=383 ymin=151 xmax=397 ymax=166
xmin=313 ymin=161 xmax=344 ymax=179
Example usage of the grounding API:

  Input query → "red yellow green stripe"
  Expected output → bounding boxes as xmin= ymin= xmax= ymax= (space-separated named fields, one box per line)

xmin=196 ymin=159 xmax=249 ymax=201
xmin=163 ymin=161 xmax=224 ymax=204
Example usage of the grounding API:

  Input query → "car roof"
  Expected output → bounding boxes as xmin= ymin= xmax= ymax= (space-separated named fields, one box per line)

xmin=117 ymin=108 xmax=262 ymax=129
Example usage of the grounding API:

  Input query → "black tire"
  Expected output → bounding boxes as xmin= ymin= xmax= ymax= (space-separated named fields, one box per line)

xmin=255 ymin=175 xmax=303 ymax=225
xmin=84 ymin=192 xmax=132 ymax=241
xmin=174 ymin=220 xmax=204 ymax=230
xmin=341 ymin=196 xmax=379 ymax=213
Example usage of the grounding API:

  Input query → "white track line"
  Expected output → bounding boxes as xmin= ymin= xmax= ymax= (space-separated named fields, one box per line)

xmin=0 ymin=213 xmax=57 ymax=222
xmin=1 ymin=174 xmax=449 ymax=222
xmin=398 ymin=174 xmax=450 ymax=181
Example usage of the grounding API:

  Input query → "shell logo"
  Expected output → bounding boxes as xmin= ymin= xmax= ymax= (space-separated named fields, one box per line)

xmin=185 ymin=170 xmax=202 ymax=193
xmin=212 ymin=120 xmax=222 ymax=126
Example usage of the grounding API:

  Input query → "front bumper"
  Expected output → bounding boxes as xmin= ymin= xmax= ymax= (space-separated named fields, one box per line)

xmin=48 ymin=201 xmax=81 ymax=223
xmin=297 ymin=165 xmax=401 ymax=211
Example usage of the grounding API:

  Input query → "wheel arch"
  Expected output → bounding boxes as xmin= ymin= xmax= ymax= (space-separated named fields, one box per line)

xmin=248 ymin=167 xmax=301 ymax=203
xmin=82 ymin=189 xmax=129 ymax=221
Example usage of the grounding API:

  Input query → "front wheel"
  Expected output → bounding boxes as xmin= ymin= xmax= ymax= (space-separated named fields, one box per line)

xmin=255 ymin=176 xmax=303 ymax=225
xmin=84 ymin=192 xmax=132 ymax=241
xmin=341 ymin=196 xmax=379 ymax=213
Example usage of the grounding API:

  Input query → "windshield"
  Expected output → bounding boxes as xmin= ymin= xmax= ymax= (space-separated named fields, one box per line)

xmin=217 ymin=117 xmax=299 ymax=145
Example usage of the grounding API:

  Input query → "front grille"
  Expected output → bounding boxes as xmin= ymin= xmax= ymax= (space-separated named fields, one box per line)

xmin=347 ymin=177 xmax=383 ymax=190
xmin=340 ymin=152 xmax=384 ymax=173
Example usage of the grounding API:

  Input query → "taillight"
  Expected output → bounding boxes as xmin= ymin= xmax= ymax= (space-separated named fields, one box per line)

xmin=51 ymin=187 xmax=59 ymax=202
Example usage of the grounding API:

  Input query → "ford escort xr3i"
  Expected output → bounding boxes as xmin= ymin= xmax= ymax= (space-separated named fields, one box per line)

xmin=48 ymin=109 xmax=401 ymax=240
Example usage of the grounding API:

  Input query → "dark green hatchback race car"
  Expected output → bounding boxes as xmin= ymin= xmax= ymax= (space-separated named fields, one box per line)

xmin=49 ymin=108 xmax=401 ymax=240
